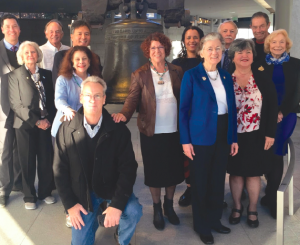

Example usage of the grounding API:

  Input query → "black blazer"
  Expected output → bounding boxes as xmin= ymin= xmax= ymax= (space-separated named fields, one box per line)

xmin=8 ymin=65 xmax=55 ymax=129
xmin=252 ymin=67 xmax=278 ymax=138
xmin=217 ymin=60 xmax=235 ymax=75
xmin=53 ymin=107 xmax=137 ymax=212
xmin=253 ymin=57 xmax=300 ymax=117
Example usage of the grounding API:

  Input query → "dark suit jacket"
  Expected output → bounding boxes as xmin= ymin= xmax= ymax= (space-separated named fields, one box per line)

xmin=252 ymin=67 xmax=278 ymax=138
xmin=52 ymin=49 xmax=103 ymax=88
xmin=217 ymin=60 xmax=235 ymax=75
xmin=0 ymin=39 xmax=20 ymax=122
xmin=120 ymin=62 xmax=183 ymax=137
xmin=8 ymin=65 xmax=55 ymax=129
xmin=253 ymin=57 xmax=300 ymax=117
xmin=179 ymin=62 xmax=237 ymax=145
xmin=53 ymin=107 xmax=137 ymax=212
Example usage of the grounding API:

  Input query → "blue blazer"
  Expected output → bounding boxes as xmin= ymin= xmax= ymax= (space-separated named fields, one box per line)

xmin=179 ymin=62 xmax=237 ymax=146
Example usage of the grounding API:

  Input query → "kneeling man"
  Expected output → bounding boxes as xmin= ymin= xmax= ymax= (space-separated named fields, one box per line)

xmin=53 ymin=76 xmax=142 ymax=245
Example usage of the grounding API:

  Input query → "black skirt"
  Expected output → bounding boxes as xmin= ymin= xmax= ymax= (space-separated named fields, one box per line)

xmin=227 ymin=130 xmax=266 ymax=177
xmin=140 ymin=132 xmax=184 ymax=187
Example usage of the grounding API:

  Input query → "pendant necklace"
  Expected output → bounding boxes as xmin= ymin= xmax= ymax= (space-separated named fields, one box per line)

xmin=205 ymin=69 xmax=219 ymax=81
xmin=150 ymin=61 xmax=168 ymax=85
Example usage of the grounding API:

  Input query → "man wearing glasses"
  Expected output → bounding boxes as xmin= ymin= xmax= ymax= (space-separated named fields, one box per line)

xmin=250 ymin=12 xmax=271 ymax=62
xmin=39 ymin=19 xmax=70 ymax=71
xmin=53 ymin=76 xmax=142 ymax=245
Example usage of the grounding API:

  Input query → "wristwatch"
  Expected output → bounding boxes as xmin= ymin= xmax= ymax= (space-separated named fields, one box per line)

xmin=36 ymin=120 xmax=41 ymax=126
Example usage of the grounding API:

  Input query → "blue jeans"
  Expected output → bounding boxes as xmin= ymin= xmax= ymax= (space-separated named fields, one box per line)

xmin=71 ymin=192 xmax=143 ymax=245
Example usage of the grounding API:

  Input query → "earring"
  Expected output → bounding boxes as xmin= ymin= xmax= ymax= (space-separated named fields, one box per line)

xmin=149 ymin=58 xmax=151 ymax=61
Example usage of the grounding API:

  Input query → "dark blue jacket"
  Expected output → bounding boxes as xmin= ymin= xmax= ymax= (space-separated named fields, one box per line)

xmin=179 ymin=62 xmax=237 ymax=145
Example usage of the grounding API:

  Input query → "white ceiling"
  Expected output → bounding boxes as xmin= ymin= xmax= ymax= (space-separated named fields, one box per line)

xmin=185 ymin=0 xmax=276 ymax=19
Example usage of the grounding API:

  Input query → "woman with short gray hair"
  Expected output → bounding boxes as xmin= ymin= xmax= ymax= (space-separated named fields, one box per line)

xmin=8 ymin=41 xmax=56 ymax=210
xmin=227 ymin=39 xmax=278 ymax=228
xmin=179 ymin=32 xmax=238 ymax=244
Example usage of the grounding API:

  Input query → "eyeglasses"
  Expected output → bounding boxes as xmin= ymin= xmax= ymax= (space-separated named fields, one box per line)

xmin=150 ymin=46 xmax=165 ymax=51
xmin=82 ymin=94 xmax=104 ymax=101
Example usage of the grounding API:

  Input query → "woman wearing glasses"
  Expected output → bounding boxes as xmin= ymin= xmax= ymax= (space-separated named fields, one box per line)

xmin=51 ymin=46 xmax=101 ymax=140
xmin=112 ymin=32 xmax=184 ymax=231
xmin=179 ymin=33 xmax=238 ymax=244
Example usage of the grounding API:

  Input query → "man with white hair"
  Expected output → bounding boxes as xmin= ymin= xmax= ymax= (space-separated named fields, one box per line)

xmin=39 ymin=19 xmax=69 ymax=71
xmin=54 ymin=76 xmax=142 ymax=245
xmin=217 ymin=20 xmax=238 ymax=73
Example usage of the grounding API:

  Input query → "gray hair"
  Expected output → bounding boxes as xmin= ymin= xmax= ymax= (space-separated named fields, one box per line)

xmin=217 ymin=20 xmax=238 ymax=33
xmin=44 ymin=19 xmax=63 ymax=32
xmin=228 ymin=39 xmax=257 ymax=60
xmin=81 ymin=76 xmax=107 ymax=95
xmin=196 ymin=32 xmax=225 ymax=56
xmin=16 ymin=41 xmax=43 ymax=65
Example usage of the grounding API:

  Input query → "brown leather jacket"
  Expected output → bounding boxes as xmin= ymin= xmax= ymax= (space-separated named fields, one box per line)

xmin=120 ymin=62 xmax=183 ymax=137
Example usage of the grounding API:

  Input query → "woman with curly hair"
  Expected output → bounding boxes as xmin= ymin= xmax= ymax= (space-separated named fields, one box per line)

xmin=51 ymin=46 xmax=101 ymax=139
xmin=112 ymin=32 xmax=184 ymax=231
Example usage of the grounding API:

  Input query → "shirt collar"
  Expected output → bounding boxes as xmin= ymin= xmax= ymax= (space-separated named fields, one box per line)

xmin=25 ymin=64 xmax=39 ymax=74
xmin=3 ymin=39 xmax=20 ymax=50
xmin=46 ymin=40 xmax=62 ymax=52
xmin=83 ymin=115 xmax=103 ymax=138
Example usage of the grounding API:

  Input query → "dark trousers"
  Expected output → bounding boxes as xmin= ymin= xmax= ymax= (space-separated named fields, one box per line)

xmin=0 ymin=121 xmax=22 ymax=196
xmin=265 ymin=154 xmax=284 ymax=206
xmin=189 ymin=114 xmax=230 ymax=235
xmin=15 ymin=126 xmax=54 ymax=203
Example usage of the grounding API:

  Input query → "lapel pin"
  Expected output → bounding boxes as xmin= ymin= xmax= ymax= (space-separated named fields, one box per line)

xmin=224 ymin=76 xmax=226 ymax=79
xmin=43 ymin=76 xmax=45 ymax=79
xmin=258 ymin=66 xmax=264 ymax=71
xmin=26 ymin=77 xmax=29 ymax=79
xmin=202 ymin=77 xmax=206 ymax=81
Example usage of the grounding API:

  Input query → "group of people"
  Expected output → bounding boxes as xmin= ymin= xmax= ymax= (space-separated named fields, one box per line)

xmin=0 ymin=10 xmax=299 ymax=245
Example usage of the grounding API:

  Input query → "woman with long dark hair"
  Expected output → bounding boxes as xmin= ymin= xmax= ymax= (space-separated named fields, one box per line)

xmin=172 ymin=26 xmax=204 ymax=207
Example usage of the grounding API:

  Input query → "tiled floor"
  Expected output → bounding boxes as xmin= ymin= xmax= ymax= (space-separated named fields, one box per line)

xmin=1 ymin=104 xmax=300 ymax=245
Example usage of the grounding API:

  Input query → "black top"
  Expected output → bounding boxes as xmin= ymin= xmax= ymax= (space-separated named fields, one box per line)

xmin=54 ymin=107 xmax=138 ymax=212
xmin=253 ymin=38 xmax=266 ymax=62
xmin=253 ymin=57 xmax=300 ymax=116
xmin=85 ymin=126 xmax=102 ymax=190
xmin=171 ymin=57 xmax=201 ymax=74
xmin=6 ymin=48 xmax=20 ymax=70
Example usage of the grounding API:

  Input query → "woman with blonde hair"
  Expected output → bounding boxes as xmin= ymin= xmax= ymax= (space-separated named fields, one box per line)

xmin=254 ymin=29 xmax=300 ymax=219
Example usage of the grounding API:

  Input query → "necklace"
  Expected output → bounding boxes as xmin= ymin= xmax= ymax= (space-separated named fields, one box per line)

xmin=205 ymin=69 xmax=219 ymax=81
xmin=150 ymin=61 xmax=168 ymax=85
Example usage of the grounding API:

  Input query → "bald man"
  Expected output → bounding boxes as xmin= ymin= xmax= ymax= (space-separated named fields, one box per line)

xmin=39 ymin=19 xmax=70 ymax=71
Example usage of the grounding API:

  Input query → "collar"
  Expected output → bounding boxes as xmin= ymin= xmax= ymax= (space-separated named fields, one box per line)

xmin=68 ymin=107 xmax=116 ymax=133
xmin=25 ymin=64 xmax=39 ymax=74
xmin=83 ymin=114 xmax=103 ymax=138
xmin=46 ymin=40 xmax=62 ymax=52
xmin=3 ymin=39 xmax=20 ymax=50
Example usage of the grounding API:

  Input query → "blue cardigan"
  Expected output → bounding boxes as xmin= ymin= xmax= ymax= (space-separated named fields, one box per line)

xmin=179 ymin=62 xmax=237 ymax=146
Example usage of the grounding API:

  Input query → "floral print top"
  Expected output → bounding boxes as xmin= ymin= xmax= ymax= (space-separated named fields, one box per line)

xmin=233 ymin=74 xmax=263 ymax=133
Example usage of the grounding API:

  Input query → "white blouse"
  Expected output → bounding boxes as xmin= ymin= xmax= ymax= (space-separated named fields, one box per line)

xmin=207 ymin=71 xmax=228 ymax=115
xmin=151 ymin=69 xmax=177 ymax=134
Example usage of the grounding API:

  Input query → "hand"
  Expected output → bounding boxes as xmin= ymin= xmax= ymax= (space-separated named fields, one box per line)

xmin=102 ymin=206 xmax=122 ymax=228
xmin=111 ymin=113 xmax=127 ymax=123
xmin=230 ymin=143 xmax=238 ymax=156
xmin=67 ymin=203 xmax=88 ymax=230
xmin=182 ymin=144 xmax=195 ymax=160
xmin=278 ymin=112 xmax=283 ymax=123
xmin=64 ymin=108 xmax=76 ymax=121
xmin=264 ymin=137 xmax=275 ymax=150
xmin=36 ymin=119 xmax=51 ymax=130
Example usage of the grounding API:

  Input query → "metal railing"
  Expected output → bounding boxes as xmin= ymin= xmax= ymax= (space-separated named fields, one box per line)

xmin=277 ymin=138 xmax=296 ymax=245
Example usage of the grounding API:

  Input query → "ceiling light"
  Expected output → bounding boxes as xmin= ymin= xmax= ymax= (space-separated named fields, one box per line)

xmin=253 ymin=0 xmax=275 ymax=13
